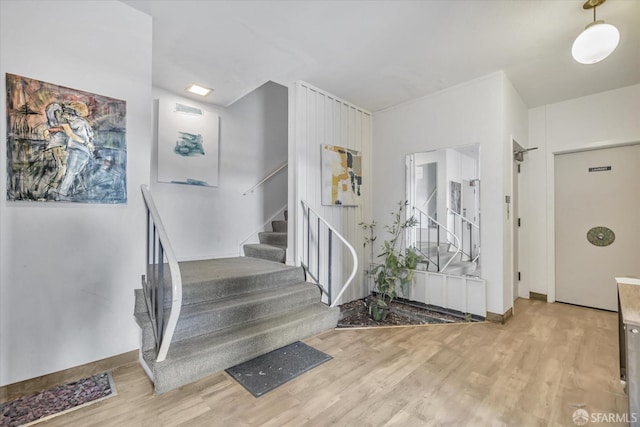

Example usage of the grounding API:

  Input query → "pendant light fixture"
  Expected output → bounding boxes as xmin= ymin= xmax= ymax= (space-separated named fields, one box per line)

xmin=572 ymin=0 xmax=620 ymax=64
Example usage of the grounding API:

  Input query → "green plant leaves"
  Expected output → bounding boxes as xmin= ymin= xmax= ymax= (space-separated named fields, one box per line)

xmin=361 ymin=201 xmax=424 ymax=312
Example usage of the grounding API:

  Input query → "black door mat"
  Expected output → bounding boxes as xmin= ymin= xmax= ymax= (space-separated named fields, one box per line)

xmin=225 ymin=341 xmax=332 ymax=397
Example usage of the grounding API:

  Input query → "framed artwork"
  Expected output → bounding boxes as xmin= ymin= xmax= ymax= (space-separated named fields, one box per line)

xmin=5 ymin=73 xmax=127 ymax=203
xmin=321 ymin=144 xmax=362 ymax=206
xmin=450 ymin=181 xmax=461 ymax=215
xmin=157 ymin=100 xmax=219 ymax=187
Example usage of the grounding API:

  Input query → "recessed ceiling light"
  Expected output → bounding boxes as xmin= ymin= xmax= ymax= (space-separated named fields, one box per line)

xmin=186 ymin=84 xmax=213 ymax=97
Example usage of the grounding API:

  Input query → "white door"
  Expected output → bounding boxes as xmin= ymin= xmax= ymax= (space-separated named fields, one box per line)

xmin=555 ymin=144 xmax=640 ymax=311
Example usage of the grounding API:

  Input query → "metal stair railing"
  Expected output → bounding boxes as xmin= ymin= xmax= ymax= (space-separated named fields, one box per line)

xmin=447 ymin=207 xmax=480 ymax=262
xmin=300 ymin=200 xmax=358 ymax=308
xmin=242 ymin=162 xmax=288 ymax=196
xmin=422 ymin=187 xmax=437 ymax=214
xmin=140 ymin=185 xmax=182 ymax=363
xmin=413 ymin=206 xmax=461 ymax=273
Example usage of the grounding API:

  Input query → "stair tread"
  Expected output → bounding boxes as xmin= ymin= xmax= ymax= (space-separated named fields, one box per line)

xmin=271 ymin=220 xmax=287 ymax=232
xmin=176 ymin=257 xmax=303 ymax=304
xmin=243 ymin=244 xmax=286 ymax=263
xmin=178 ymin=281 xmax=319 ymax=316
xmin=178 ymin=256 xmax=298 ymax=285
xmin=145 ymin=303 xmax=337 ymax=364
xmin=258 ymin=231 xmax=287 ymax=247
xmin=243 ymin=243 xmax=286 ymax=252
xmin=259 ymin=231 xmax=287 ymax=237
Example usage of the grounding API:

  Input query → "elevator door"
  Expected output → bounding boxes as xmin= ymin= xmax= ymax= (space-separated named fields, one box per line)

xmin=555 ymin=144 xmax=640 ymax=311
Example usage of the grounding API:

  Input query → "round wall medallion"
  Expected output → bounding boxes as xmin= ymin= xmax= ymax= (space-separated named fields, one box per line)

xmin=587 ymin=226 xmax=615 ymax=247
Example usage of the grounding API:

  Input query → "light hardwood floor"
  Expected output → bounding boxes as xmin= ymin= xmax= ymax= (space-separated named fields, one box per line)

xmin=39 ymin=299 xmax=627 ymax=426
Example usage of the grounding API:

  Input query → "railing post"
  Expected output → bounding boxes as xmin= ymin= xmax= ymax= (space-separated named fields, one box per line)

xmin=469 ymin=224 xmax=473 ymax=261
xmin=146 ymin=211 xmax=150 ymax=285
xmin=437 ymin=223 xmax=441 ymax=272
xmin=158 ymin=244 xmax=164 ymax=349
xmin=307 ymin=208 xmax=311 ymax=270
xmin=328 ymin=229 xmax=333 ymax=306
xmin=152 ymin=226 xmax=157 ymax=325
xmin=461 ymin=219 xmax=465 ymax=260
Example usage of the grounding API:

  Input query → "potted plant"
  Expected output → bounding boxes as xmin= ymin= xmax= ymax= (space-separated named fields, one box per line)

xmin=361 ymin=201 xmax=422 ymax=321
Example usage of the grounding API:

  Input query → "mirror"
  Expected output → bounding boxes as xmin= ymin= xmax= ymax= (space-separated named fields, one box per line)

xmin=405 ymin=144 xmax=480 ymax=276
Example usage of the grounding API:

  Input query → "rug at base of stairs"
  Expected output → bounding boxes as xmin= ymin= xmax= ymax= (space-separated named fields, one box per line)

xmin=0 ymin=372 xmax=117 ymax=427
xmin=225 ymin=341 xmax=332 ymax=397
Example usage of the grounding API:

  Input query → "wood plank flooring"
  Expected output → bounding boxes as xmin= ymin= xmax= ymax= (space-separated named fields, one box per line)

xmin=37 ymin=299 xmax=627 ymax=426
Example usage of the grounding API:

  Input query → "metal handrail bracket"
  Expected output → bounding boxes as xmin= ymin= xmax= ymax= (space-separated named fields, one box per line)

xmin=300 ymin=200 xmax=358 ymax=308
xmin=141 ymin=185 xmax=183 ymax=363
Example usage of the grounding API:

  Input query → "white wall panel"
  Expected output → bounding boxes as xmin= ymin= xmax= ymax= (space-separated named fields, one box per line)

xmin=413 ymin=271 xmax=486 ymax=317
xmin=290 ymin=82 xmax=372 ymax=305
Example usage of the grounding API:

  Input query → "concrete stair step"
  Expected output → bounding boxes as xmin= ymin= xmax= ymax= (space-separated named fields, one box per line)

xmin=135 ymin=258 xmax=303 ymax=311
xmin=243 ymin=243 xmax=286 ymax=263
xmin=178 ymin=257 xmax=302 ymax=305
xmin=144 ymin=302 xmax=338 ymax=394
xmin=258 ymin=231 xmax=287 ymax=247
xmin=136 ymin=281 xmax=322 ymax=345
xmin=271 ymin=220 xmax=287 ymax=233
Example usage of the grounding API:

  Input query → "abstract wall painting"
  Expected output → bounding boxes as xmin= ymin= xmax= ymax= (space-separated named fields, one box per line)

xmin=6 ymin=73 xmax=127 ymax=204
xmin=157 ymin=100 xmax=219 ymax=187
xmin=321 ymin=144 xmax=363 ymax=206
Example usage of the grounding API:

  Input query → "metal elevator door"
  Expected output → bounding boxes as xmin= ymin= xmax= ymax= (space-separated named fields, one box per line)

xmin=555 ymin=144 xmax=640 ymax=311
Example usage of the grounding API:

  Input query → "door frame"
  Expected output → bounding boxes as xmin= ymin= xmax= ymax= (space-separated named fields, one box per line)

xmin=511 ymin=139 xmax=526 ymax=303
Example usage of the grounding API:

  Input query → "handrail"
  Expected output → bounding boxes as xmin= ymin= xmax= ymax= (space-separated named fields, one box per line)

xmin=447 ymin=207 xmax=480 ymax=262
xmin=300 ymin=200 xmax=358 ymax=308
xmin=238 ymin=204 xmax=288 ymax=255
xmin=423 ymin=187 xmax=437 ymax=210
xmin=414 ymin=206 xmax=461 ymax=272
xmin=243 ymin=162 xmax=288 ymax=196
xmin=141 ymin=185 xmax=182 ymax=363
xmin=447 ymin=207 xmax=479 ymax=230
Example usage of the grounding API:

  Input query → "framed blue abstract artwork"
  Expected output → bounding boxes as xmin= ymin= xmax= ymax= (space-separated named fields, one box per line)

xmin=157 ymin=99 xmax=219 ymax=187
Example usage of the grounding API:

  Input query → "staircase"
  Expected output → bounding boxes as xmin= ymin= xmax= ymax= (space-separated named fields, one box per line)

xmin=418 ymin=242 xmax=479 ymax=276
xmin=243 ymin=211 xmax=288 ymax=263
xmin=134 ymin=256 xmax=339 ymax=394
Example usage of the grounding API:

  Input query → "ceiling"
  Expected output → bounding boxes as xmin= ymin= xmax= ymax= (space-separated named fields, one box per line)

xmin=123 ymin=0 xmax=640 ymax=112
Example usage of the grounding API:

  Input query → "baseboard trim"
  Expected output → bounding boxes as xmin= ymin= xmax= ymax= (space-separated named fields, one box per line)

xmin=530 ymin=292 xmax=547 ymax=302
xmin=486 ymin=307 xmax=513 ymax=325
xmin=0 ymin=350 xmax=137 ymax=402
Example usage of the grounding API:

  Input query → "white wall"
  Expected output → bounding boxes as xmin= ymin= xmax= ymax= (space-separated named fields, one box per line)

xmin=373 ymin=72 xmax=524 ymax=316
xmin=523 ymin=84 xmax=640 ymax=301
xmin=0 ymin=1 xmax=152 ymax=385
xmin=502 ymin=76 xmax=529 ymax=305
xmin=150 ymin=81 xmax=288 ymax=260
xmin=289 ymin=82 xmax=372 ymax=304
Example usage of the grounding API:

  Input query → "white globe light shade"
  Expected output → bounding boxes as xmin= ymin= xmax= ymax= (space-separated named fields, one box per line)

xmin=572 ymin=22 xmax=620 ymax=64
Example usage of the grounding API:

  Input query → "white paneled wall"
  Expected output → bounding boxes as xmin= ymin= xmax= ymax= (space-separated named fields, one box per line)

xmin=398 ymin=272 xmax=486 ymax=317
xmin=289 ymin=82 xmax=372 ymax=305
